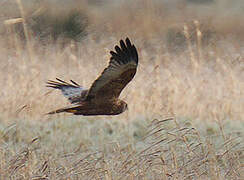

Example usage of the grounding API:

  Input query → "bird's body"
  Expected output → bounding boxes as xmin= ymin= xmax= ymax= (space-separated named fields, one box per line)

xmin=47 ymin=38 xmax=138 ymax=116
xmin=50 ymin=100 xmax=127 ymax=116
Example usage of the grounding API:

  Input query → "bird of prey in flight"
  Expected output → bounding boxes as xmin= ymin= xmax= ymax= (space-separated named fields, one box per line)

xmin=46 ymin=38 xmax=138 ymax=116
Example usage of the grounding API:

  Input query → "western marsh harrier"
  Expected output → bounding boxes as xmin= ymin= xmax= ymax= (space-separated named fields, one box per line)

xmin=47 ymin=38 xmax=138 ymax=115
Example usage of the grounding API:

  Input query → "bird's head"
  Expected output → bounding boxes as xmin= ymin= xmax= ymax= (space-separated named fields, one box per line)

xmin=119 ymin=100 xmax=128 ymax=113
xmin=123 ymin=102 xmax=128 ymax=112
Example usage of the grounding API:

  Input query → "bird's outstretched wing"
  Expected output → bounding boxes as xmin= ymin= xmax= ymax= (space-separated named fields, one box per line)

xmin=85 ymin=38 xmax=138 ymax=102
xmin=46 ymin=78 xmax=88 ymax=104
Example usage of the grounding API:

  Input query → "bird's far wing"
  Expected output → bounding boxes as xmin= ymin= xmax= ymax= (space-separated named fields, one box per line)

xmin=46 ymin=78 xmax=88 ymax=104
xmin=86 ymin=38 xmax=138 ymax=101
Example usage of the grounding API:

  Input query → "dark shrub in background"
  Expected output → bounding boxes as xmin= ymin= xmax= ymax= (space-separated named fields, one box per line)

xmin=6 ymin=5 xmax=89 ymax=44
xmin=30 ymin=9 xmax=88 ymax=42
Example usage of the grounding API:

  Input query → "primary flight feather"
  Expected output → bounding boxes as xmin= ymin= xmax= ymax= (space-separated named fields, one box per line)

xmin=46 ymin=38 xmax=138 ymax=116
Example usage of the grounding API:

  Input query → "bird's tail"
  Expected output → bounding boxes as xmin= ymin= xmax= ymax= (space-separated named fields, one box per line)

xmin=47 ymin=105 xmax=80 ymax=115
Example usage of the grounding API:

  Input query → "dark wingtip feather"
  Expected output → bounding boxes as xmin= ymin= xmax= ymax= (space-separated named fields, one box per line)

xmin=46 ymin=80 xmax=61 ymax=88
xmin=110 ymin=37 xmax=138 ymax=65
xmin=115 ymin=45 xmax=122 ymax=54
xmin=126 ymin=38 xmax=138 ymax=64
xmin=110 ymin=51 xmax=117 ymax=57
xmin=120 ymin=39 xmax=127 ymax=51
xmin=56 ymin=78 xmax=67 ymax=84
xmin=125 ymin=38 xmax=132 ymax=47
xmin=131 ymin=45 xmax=138 ymax=63
xmin=46 ymin=78 xmax=80 ymax=89
xmin=70 ymin=80 xmax=80 ymax=86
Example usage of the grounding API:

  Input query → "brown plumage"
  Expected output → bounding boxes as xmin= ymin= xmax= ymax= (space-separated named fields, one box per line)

xmin=46 ymin=38 xmax=138 ymax=116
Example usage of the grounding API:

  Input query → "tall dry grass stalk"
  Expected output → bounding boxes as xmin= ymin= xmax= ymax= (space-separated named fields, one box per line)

xmin=183 ymin=24 xmax=199 ymax=74
xmin=15 ymin=0 xmax=33 ymax=60
xmin=194 ymin=20 xmax=203 ymax=63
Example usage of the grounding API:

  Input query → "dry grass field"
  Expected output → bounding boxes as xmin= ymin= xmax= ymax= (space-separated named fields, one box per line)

xmin=0 ymin=0 xmax=243 ymax=179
